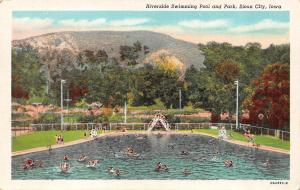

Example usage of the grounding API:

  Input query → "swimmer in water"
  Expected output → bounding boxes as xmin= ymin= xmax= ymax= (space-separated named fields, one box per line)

xmin=22 ymin=163 xmax=30 ymax=170
xmin=25 ymin=159 xmax=34 ymax=167
xmin=60 ymin=162 xmax=70 ymax=173
xmin=224 ymin=160 xmax=233 ymax=168
xmin=263 ymin=158 xmax=270 ymax=166
xmin=63 ymin=154 xmax=70 ymax=161
xmin=162 ymin=165 xmax=168 ymax=171
xmin=87 ymin=160 xmax=98 ymax=167
xmin=78 ymin=154 xmax=88 ymax=162
xmin=183 ymin=168 xmax=191 ymax=176
xmin=181 ymin=150 xmax=189 ymax=155
xmin=155 ymin=162 xmax=168 ymax=172
xmin=35 ymin=160 xmax=44 ymax=168
xmin=114 ymin=168 xmax=121 ymax=176
xmin=108 ymin=167 xmax=115 ymax=174
xmin=155 ymin=162 xmax=162 ymax=171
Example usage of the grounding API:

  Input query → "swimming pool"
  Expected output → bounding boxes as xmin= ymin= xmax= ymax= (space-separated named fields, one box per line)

xmin=11 ymin=133 xmax=289 ymax=180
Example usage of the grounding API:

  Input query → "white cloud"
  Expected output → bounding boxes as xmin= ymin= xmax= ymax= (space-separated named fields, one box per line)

xmin=109 ymin=18 xmax=150 ymax=27
xmin=13 ymin=17 xmax=54 ymax=32
xmin=229 ymin=19 xmax=289 ymax=33
xmin=58 ymin=18 xmax=106 ymax=28
xmin=178 ymin=19 xmax=229 ymax=29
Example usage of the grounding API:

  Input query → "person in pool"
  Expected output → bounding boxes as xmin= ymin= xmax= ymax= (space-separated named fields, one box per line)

xmin=114 ymin=168 xmax=121 ymax=176
xmin=35 ymin=160 xmax=44 ymax=168
xmin=126 ymin=147 xmax=138 ymax=156
xmin=127 ymin=147 xmax=134 ymax=154
xmin=161 ymin=164 xmax=168 ymax=171
xmin=60 ymin=162 xmax=70 ymax=173
xmin=263 ymin=158 xmax=271 ymax=166
xmin=183 ymin=168 xmax=191 ymax=176
xmin=22 ymin=160 xmax=31 ymax=170
xmin=108 ymin=167 xmax=115 ymax=174
xmin=181 ymin=150 xmax=189 ymax=155
xmin=22 ymin=163 xmax=29 ymax=170
xmin=155 ymin=162 xmax=162 ymax=171
xmin=224 ymin=160 xmax=233 ymax=168
xmin=87 ymin=160 xmax=97 ymax=167
xmin=156 ymin=162 xmax=168 ymax=172
xmin=63 ymin=154 xmax=70 ymax=161
xmin=78 ymin=154 xmax=88 ymax=162
xmin=25 ymin=158 xmax=34 ymax=167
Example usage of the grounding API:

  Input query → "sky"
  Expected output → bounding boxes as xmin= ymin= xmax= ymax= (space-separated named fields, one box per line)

xmin=12 ymin=11 xmax=289 ymax=47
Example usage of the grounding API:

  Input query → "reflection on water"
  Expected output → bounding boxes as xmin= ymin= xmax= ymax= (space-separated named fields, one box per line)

xmin=12 ymin=133 xmax=290 ymax=180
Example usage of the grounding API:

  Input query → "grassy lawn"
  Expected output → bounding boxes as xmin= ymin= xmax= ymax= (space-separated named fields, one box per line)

xmin=12 ymin=130 xmax=90 ymax=152
xmin=182 ymin=129 xmax=290 ymax=150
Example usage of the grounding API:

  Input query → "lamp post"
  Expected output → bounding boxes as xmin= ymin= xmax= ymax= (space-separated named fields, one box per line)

xmin=60 ymin=79 xmax=66 ymax=131
xmin=64 ymin=89 xmax=72 ymax=113
xmin=234 ymin=80 xmax=239 ymax=130
xmin=179 ymin=89 xmax=182 ymax=109
xmin=124 ymin=101 xmax=127 ymax=123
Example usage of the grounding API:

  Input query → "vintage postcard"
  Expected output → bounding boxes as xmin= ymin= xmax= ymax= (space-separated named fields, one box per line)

xmin=0 ymin=0 xmax=299 ymax=189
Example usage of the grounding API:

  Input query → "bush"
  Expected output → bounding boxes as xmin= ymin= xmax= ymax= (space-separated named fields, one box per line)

xmin=108 ymin=114 xmax=123 ymax=123
xmin=78 ymin=114 xmax=104 ymax=123
xmin=26 ymin=96 xmax=53 ymax=105
xmin=13 ymin=98 xmax=27 ymax=105
xmin=12 ymin=113 xmax=32 ymax=120
xmin=35 ymin=113 xmax=60 ymax=123
xmin=164 ymin=113 xmax=181 ymax=124
xmin=180 ymin=117 xmax=210 ymax=123
xmin=75 ymin=98 xmax=89 ymax=109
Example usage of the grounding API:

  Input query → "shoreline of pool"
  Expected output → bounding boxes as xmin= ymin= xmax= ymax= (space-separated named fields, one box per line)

xmin=12 ymin=131 xmax=289 ymax=156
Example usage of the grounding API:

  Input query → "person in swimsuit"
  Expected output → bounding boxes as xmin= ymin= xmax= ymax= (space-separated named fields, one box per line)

xmin=224 ymin=160 xmax=233 ymax=167
xmin=63 ymin=154 xmax=70 ymax=161
xmin=114 ymin=168 xmax=121 ymax=176
xmin=183 ymin=168 xmax=191 ymax=176
xmin=60 ymin=162 xmax=70 ymax=172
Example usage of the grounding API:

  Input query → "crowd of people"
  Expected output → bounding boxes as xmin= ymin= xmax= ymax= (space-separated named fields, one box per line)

xmin=58 ymin=154 xmax=121 ymax=176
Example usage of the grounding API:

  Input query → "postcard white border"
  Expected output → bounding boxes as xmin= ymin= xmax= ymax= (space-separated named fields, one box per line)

xmin=0 ymin=0 xmax=299 ymax=189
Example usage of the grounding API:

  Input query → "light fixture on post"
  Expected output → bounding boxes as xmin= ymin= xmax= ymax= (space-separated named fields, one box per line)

xmin=60 ymin=79 xmax=66 ymax=131
xmin=234 ymin=80 xmax=239 ymax=130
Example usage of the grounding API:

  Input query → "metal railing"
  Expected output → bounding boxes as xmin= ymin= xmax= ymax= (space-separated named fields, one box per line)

xmin=25 ymin=122 xmax=290 ymax=141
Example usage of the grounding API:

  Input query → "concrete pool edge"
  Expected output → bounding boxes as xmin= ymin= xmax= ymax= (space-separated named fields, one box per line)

xmin=12 ymin=131 xmax=289 ymax=157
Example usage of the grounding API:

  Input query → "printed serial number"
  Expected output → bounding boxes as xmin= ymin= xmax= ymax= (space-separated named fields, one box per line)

xmin=270 ymin=181 xmax=288 ymax=185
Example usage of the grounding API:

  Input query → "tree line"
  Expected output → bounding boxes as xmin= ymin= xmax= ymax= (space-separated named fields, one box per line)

xmin=12 ymin=41 xmax=289 ymax=130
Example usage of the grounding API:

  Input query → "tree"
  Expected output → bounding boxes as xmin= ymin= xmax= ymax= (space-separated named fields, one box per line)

xmin=245 ymin=63 xmax=289 ymax=130
xmin=215 ymin=60 xmax=240 ymax=84
xmin=185 ymin=59 xmax=241 ymax=122
xmin=86 ymin=63 xmax=129 ymax=107
xmin=119 ymin=41 xmax=143 ymax=66
xmin=131 ymin=65 xmax=157 ymax=106
xmin=185 ymin=65 xmax=204 ymax=108
xmin=156 ymin=68 xmax=185 ymax=108
xmin=12 ymin=48 xmax=45 ymax=99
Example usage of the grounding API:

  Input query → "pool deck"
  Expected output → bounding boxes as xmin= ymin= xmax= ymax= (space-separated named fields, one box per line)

xmin=12 ymin=131 xmax=289 ymax=156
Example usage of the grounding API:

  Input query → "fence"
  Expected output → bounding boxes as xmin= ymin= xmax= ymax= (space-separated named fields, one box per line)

xmin=26 ymin=122 xmax=290 ymax=141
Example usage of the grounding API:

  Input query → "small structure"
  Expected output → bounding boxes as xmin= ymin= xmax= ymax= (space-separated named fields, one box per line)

xmin=148 ymin=113 xmax=170 ymax=132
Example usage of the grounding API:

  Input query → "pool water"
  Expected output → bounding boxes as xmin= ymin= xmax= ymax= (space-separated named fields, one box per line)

xmin=12 ymin=133 xmax=289 ymax=180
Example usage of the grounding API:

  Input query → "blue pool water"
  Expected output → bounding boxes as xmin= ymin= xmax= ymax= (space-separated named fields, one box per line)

xmin=12 ymin=133 xmax=289 ymax=180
